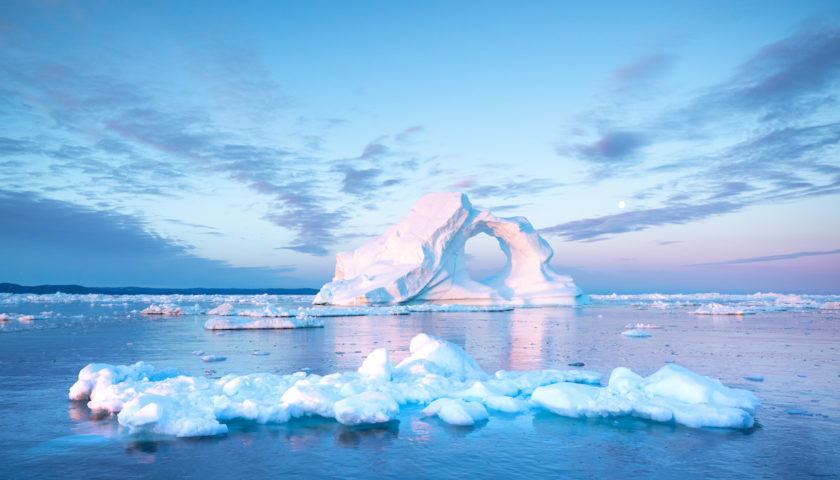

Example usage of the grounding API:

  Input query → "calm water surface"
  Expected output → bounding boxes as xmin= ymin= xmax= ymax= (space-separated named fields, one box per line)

xmin=1 ymin=298 xmax=838 ymax=479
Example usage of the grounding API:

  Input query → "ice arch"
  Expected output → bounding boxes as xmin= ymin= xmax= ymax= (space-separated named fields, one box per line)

xmin=314 ymin=192 xmax=583 ymax=306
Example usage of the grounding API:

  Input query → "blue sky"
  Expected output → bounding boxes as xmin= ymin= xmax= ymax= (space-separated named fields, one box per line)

xmin=1 ymin=0 xmax=838 ymax=293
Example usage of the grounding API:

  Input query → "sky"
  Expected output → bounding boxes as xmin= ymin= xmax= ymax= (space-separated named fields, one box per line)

xmin=1 ymin=0 xmax=838 ymax=293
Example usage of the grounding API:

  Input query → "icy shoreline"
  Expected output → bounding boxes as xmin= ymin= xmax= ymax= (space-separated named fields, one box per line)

xmin=69 ymin=333 xmax=760 ymax=437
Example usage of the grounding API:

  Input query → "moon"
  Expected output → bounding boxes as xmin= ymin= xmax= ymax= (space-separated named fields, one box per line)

xmin=618 ymin=201 xmax=626 ymax=209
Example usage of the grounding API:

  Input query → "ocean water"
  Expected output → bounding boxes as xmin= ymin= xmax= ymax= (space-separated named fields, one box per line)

xmin=1 ymin=293 xmax=838 ymax=479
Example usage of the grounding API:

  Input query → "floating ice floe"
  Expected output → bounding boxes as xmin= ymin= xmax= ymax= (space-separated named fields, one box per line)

xmin=314 ymin=192 xmax=583 ymax=306
xmin=621 ymin=329 xmax=652 ymax=338
xmin=693 ymin=303 xmax=753 ymax=315
xmin=204 ymin=301 xmax=514 ymax=323
xmin=0 ymin=312 xmax=35 ymax=323
xmin=591 ymin=292 xmax=839 ymax=314
xmin=820 ymin=302 xmax=840 ymax=310
xmin=531 ymin=366 xmax=759 ymax=429
xmin=203 ymin=314 xmax=324 ymax=330
xmin=744 ymin=375 xmax=764 ymax=382
xmin=625 ymin=323 xmax=663 ymax=329
xmin=68 ymin=333 xmax=759 ymax=437
xmin=141 ymin=304 xmax=182 ymax=316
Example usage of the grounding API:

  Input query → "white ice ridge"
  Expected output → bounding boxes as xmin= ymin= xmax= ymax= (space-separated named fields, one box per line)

xmin=68 ymin=334 xmax=759 ymax=437
xmin=314 ymin=192 xmax=583 ymax=306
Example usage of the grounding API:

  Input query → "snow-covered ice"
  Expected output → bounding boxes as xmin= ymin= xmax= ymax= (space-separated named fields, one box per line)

xmin=314 ymin=192 xmax=583 ymax=306
xmin=68 ymin=333 xmax=760 ymax=437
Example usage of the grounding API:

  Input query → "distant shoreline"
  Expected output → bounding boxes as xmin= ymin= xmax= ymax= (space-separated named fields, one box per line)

xmin=0 ymin=282 xmax=319 ymax=296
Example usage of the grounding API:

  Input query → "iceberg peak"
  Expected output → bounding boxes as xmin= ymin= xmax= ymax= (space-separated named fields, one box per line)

xmin=314 ymin=192 xmax=583 ymax=306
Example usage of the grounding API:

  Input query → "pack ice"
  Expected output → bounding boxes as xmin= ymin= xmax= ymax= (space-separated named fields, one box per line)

xmin=314 ymin=192 xmax=583 ymax=306
xmin=69 ymin=334 xmax=759 ymax=437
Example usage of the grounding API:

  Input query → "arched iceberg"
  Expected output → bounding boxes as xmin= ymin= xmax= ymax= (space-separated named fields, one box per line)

xmin=314 ymin=192 xmax=583 ymax=306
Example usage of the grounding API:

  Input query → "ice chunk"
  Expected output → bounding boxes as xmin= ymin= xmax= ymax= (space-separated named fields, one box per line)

xmin=280 ymin=384 xmax=342 ymax=418
xmin=358 ymin=348 xmax=392 ymax=380
xmin=530 ymin=382 xmax=603 ymax=417
xmin=334 ymin=392 xmax=399 ymax=425
xmin=532 ymin=365 xmax=760 ymax=429
xmin=423 ymin=398 xmax=489 ymax=426
xmin=201 ymin=355 xmax=226 ymax=362
xmin=207 ymin=303 xmax=235 ymax=315
xmin=237 ymin=304 xmax=290 ymax=317
xmin=744 ymin=375 xmax=764 ymax=382
xmin=625 ymin=323 xmax=663 ymax=329
xmin=313 ymin=192 xmax=583 ymax=306
xmin=395 ymin=334 xmax=485 ymax=381
xmin=621 ymin=329 xmax=651 ymax=338
xmin=141 ymin=304 xmax=182 ymax=315
xmin=118 ymin=393 xmax=227 ymax=437
xmin=68 ymin=362 xmax=156 ymax=411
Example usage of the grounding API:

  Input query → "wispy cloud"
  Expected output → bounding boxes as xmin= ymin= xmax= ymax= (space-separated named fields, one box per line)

xmin=468 ymin=178 xmax=562 ymax=199
xmin=0 ymin=190 xmax=294 ymax=286
xmin=688 ymin=249 xmax=840 ymax=266
xmin=609 ymin=53 xmax=675 ymax=93
xmin=568 ymin=131 xmax=648 ymax=163
xmin=542 ymin=201 xmax=741 ymax=242
xmin=396 ymin=125 xmax=423 ymax=142
xmin=551 ymin=22 xmax=840 ymax=241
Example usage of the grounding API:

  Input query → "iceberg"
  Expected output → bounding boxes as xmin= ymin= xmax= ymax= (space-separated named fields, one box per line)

xmin=314 ymin=192 xmax=583 ymax=306
xmin=68 ymin=334 xmax=760 ymax=437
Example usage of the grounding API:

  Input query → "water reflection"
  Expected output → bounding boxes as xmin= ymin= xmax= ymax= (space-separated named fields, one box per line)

xmin=334 ymin=421 xmax=399 ymax=450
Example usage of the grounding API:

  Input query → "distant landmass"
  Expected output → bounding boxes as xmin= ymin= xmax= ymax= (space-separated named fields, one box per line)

xmin=0 ymin=283 xmax=319 ymax=295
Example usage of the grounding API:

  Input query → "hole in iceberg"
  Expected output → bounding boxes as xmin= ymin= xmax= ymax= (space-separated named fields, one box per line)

xmin=463 ymin=233 xmax=508 ymax=284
